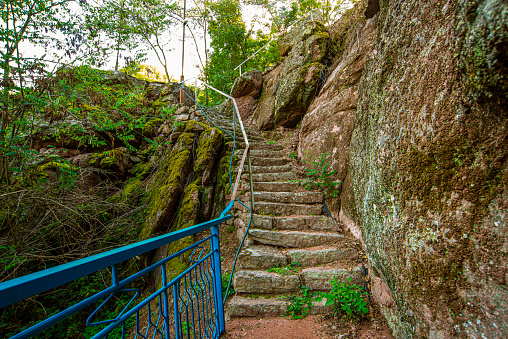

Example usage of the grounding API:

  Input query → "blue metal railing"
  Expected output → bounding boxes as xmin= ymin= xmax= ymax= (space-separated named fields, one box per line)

xmin=0 ymin=209 xmax=233 ymax=338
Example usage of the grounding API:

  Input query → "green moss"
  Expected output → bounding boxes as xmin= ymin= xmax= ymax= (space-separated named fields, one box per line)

xmin=87 ymin=149 xmax=124 ymax=168
xmin=140 ymin=134 xmax=195 ymax=239
xmin=194 ymin=128 xmax=223 ymax=178
xmin=165 ymin=182 xmax=201 ymax=279
xmin=39 ymin=161 xmax=76 ymax=173
xmin=129 ymin=162 xmax=153 ymax=180
xmin=141 ymin=118 xmax=163 ymax=136
xmin=184 ymin=120 xmax=209 ymax=133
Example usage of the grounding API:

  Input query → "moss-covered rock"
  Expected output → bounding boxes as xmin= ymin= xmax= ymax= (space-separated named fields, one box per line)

xmin=350 ymin=0 xmax=508 ymax=337
xmin=165 ymin=182 xmax=201 ymax=279
xmin=140 ymin=133 xmax=195 ymax=238
xmin=252 ymin=19 xmax=331 ymax=130
xmin=194 ymin=127 xmax=224 ymax=185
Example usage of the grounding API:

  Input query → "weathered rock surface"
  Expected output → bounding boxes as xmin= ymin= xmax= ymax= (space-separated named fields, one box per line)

xmin=350 ymin=0 xmax=508 ymax=337
xmin=233 ymin=270 xmax=301 ymax=294
xmin=252 ymin=19 xmax=330 ymax=130
xmin=298 ymin=6 xmax=377 ymax=214
xmin=231 ymin=70 xmax=263 ymax=120
xmin=248 ymin=229 xmax=342 ymax=248
xmin=145 ymin=81 xmax=195 ymax=106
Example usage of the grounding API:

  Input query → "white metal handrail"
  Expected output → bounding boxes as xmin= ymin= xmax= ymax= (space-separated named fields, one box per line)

xmin=192 ymin=79 xmax=254 ymax=209
xmin=231 ymin=4 xmax=345 ymax=76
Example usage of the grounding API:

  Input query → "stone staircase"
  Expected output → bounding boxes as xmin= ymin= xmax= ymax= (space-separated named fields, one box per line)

xmin=202 ymin=107 xmax=364 ymax=318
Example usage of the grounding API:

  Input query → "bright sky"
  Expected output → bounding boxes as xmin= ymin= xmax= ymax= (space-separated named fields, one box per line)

xmin=21 ymin=1 xmax=352 ymax=83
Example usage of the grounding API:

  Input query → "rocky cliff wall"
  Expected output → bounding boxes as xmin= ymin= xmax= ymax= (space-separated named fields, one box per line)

xmin=248 ymin=0 xmax=507 ymax=337
xmin=351 ymin=0 xmax=508 ymax=337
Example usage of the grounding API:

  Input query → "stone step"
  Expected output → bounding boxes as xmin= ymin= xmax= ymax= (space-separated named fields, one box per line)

xmin=288 ymin=246 xmax=359 ymax=267
xmin=237 ymin=149 xmax=282 ymax=158
xmin=228 ymin=141 xmax=283 ymax=151
xmin=237 ymin=164 xmax=291 ymax=174
xmin=244 ymin=172 xmax=296 ymax=182
xmin=253 ymin=181 xmax=299 ymax=192
xmin=244 ymin=215 xmax=339 ymax=231
xmin=244 ymin=191 xmax=323 ymax=204
xmin=251 ymin=157 xmax=289 ymax=167
xmin=233 ymin=265 xmax=362 ymax=294
xmin=233 ymin=270 xmax=301 ymax=294
xmin=226 ymin=296 xmax=333 ymax=318
xmin=239 ymin=164 xmax=292 ymax=174
xmin=301 ymin=266 xmax=363 ymax=291
xmin=237 ymin=245 xmax=287 ymax=270
xmin=249 ymin=149 xmax=283 ymax=158
xmin=248 ymin=229 xmax=342 ymax=248
xmin=236 ymin=244 xmax=359 ymax=270
xmin=255 ymin=202 xmax=322 ymax=216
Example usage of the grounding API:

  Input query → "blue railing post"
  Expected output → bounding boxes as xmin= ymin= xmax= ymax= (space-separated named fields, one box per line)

xmin=210 ymin=223 xmax=225 ymax=335
xmin=161 ymin=264 xmax=171 ymax=339
xmin=173 ymin=281 xmax=181 ymax=339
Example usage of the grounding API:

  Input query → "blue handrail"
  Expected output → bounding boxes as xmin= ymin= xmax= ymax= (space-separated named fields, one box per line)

xmin=0 ymin=215 xmax=232 ymax=338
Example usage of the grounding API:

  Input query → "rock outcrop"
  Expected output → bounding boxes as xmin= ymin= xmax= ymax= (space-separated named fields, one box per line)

xmin=246 ymin=0 xmax=507 ymax=337
xmin=298 ymin=4 xmax=377 ymax=215
xmin=230 ymin=70 xmax=263 ymax=120
xmin=252 ymin=19 xmax=330 ymax=130
xmin=350 ymin=0 xmax=508 ymax=337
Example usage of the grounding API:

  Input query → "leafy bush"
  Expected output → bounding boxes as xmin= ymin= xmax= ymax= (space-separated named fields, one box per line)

xmin=284 ymin=286 xmax=315 ymax=319
xmin=298 ymin=152 xmax=341 ymax=198
xmin=315 ymin=277 xmax=368 ymax=318
xmin=222 ymin=272 xmax=235 ymax=298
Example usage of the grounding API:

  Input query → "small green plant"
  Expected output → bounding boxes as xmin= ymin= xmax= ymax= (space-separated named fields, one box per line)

xmin=222 ymin=272 xmax=235 ymax=298
xmin=284 ymin=287 xmax=315 ymax=319
xmin=181 ymin=321 xmax=192 ymax=336
xmin=315 ymin=277 xmax=368 ymax=318
xmin=268 ymin=140 xmax=275 ymax=144
xmin=298 ymin=152 xmax=342 ymax=198
xmin=226 ymin=224 xmax=235 ymax=233
xmin=288 ymin=151 xmax=298 ymax=159
xmin=268 ymin=262 xmax=301 ymax=276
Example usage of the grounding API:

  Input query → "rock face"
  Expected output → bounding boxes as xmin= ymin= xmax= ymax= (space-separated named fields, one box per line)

xmin=298 ymin=4 xmax=377 ymax=214
xmin=230 ymin=70 xmax=263 ymax=119
xmin=252 ymin=20 xmax=330 ymax=130
xmin=350 ymin=0 xmax=508 ymax=338
xmin=146 ymin=81 xmax=195 ymax=106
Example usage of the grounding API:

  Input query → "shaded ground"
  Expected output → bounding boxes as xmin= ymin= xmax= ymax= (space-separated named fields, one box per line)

xmin=224 ymin=310 xmax=394 ymax=339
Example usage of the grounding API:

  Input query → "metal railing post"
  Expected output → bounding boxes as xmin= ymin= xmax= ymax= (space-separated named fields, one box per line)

xmin=161 ymin=265 xmax=171 ymax=339
xmin=247 ymin=151 xmax=254 ymax=211
xmin=210 ymin=224 xmax=225 ymax=335
xmin=173 ymin=281 xmax=181 ymax=339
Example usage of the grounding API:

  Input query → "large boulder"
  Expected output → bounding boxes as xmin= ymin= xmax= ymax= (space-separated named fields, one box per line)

xmin=230 ymin=70 xmax=263 ymax=98
xmin=351 ymin=0 xmax=508 ymax=337
xmin=252 ymin=20 xmax=330 ymax=130
xmin=146 ymin=81 xmax=195 ymax=106
xmin=230 ymin=70 xmax=263 ymax=119
xmin=298 ymin=4 xmax=377 ymax=213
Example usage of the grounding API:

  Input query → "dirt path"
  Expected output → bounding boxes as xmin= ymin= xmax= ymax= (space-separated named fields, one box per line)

xmin=223 ymin=313 xmax=395 ymax=339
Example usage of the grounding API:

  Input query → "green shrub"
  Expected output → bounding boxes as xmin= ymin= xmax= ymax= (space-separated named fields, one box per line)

xmin=315 ymin=277 xmax=368 ymax=318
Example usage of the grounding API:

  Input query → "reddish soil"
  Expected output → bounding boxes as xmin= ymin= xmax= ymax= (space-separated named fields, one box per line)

xmin=223 ymin=312 xmax=395 ymax=339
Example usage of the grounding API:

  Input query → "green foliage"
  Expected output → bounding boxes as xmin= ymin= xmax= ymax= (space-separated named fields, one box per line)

xmin=222 ymin=272 xmax=235 ymax=298
xmin=0 ymin=269 xmax=137 ymax=338
xmin=289 ymin=151 xmax=298 ymax=159
xmin=268 ymin=262 xmax=301 ymax=276
xmin=284 ymin=286 xmax=315 ymax=319
xmin=297 ymin=152 xmax=341 ymax=198
xmin=202 ymin=0 xmax=279 ymax=103
xmin=181 ymin=321 xmax=193 ymax=336
xmin=315 ymin=277 xmax=368 ymax=318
